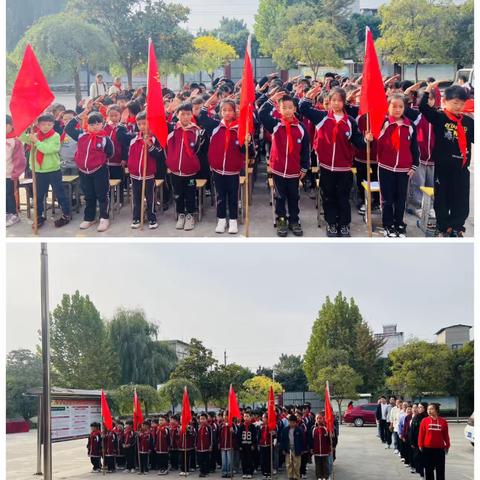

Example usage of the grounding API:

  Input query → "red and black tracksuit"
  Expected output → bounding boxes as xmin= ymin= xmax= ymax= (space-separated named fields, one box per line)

xmin=418 ymin=416 xmax=450 ymax=480
xmin=138 ymin=431 xmax=153 ymax=473
xmin=122 ymin=427 xmax=136 ymax=471
xmin=87 ymin=429 xmax=102 ymax=471
xmin=178 ymin=426 xmax=196 ymax=473
xmin=237 ymin=422 xmax=258 ymax=476
xmin=105 ymin=122 xmax=130 ymax=204
xmin=156 ymin=425 xmax=171 ymax=471
xmin=196 ymin=424 xmax=213 ymax=476
xmin=259 ymin=99 xmax=311 ymax=225
xmin=166 ymin=123 xmax=201 ymax=216
xmin=258 ymin=425 xmax=276 ymax=477
xmin=311 ymin=425 xmax=331 ymax=480
xmin=377 ymin=116 xmax=419 ymax=229
xmin=114 ymin=427 xmax=125 ymax=468
xmin=419 ymin=91 xmax=474 ymax=233
xmin=104 ymin=430 xmax=118 ymax=472
xmin=170 ymin=424 xmax=181 ymax=470
xmin=299 ymin=98 xmax=365 ymax=227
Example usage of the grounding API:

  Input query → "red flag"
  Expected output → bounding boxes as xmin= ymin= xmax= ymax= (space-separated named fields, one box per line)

xmin=101 ymin=389 xmax=113 ymax=431
xmin=324 ymin=382 xmax=334 ymax=434
xmin=133 ymin=388 xmax=143 ymax=432
xmin=359 ymin=27 xmax=388 ymax=139
xmin=227 ymin=384 xmax=241 ymax=425
xmin=267 ymin=386 xmax=276 ymax=431
xmin=238 ymin=35 xmax=256 ymax=146
xmin=8 ymin=44 xmax=54 ymax=138
xmin=146 ymin=39 xmax=168 ymax=148
xmin=180 ymin=387 xmax=192 ymax=434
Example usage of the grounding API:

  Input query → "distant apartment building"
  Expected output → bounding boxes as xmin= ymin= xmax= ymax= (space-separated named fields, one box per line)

xmin=160 ymin=340 xmax=191 ymax=361
xmin=374 ymin=324 xmax=404 ymax=357
xmin=435 ymin=325 xmax=471 ymax=350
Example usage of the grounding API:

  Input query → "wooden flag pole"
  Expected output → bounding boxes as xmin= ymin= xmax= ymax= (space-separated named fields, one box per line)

xmin=230 ymin=426 xmax=234 ymax=479
xmin=330 ymin=432 xmax=335 ymax=480
xmin=140 ymin=126 xmax=149 ymax=230
xmin=102 ymin=433 xmax=106 ymax=476
xmin=366 ymin=113 xmax=373 ymax=238
xmin=136 ymin=429 xmax=141 ymax=473
xmin=30 ymin=126 xmax=39 ymax=235
xmin=244 ymin=127 xmax=250 ymax=237
xmin=270 ymin=430 xmax=274 ymax=478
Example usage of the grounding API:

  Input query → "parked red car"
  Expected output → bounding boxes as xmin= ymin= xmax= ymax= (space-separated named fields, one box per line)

xmin=343 ymin=403 xmax=378 ymax=427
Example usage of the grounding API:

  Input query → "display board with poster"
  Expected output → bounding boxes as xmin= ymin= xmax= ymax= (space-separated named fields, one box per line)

xmin=51 ymin=398 xmax=101 ymax=442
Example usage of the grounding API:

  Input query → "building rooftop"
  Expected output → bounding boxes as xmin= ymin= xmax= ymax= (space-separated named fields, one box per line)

xmin=435 ymin=324 xmax=472 ymax=335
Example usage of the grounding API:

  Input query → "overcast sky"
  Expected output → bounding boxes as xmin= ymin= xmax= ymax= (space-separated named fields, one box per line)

xmin=174 ymin=0 xmax=259 ymax=33
xmin=6 ymin=243 xmax=473 ymax=370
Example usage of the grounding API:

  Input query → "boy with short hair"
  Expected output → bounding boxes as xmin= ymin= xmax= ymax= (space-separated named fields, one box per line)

xmin=196 ymin=413 xmax=213 ymax=477
xmin=169 ymin=415 xmax=181 ymax=471
xmin=6 ymin=115 xmax=26 ymax=227
xmin=103 ymin=425 xmax=118 ymax=472
xmin=237 ymin=412 xmax=257 ymax=479
xmin=87 ymin=422 xmax=102 ymax=473
xmin=123 ymin=420 xmax=136 ymax=473
xmin=420 ymin=83 xmax=474 ymax=237
xmin=22 ymin=114 xmax=71 ymax=228
xmin=280 ymin=415 xmax=303 ymax=480
xmin=138 ymin=421 xmax=153 ymax=474
xmin=156 ymin=415 xmax=171 ymax=475
xmin=59 ymin=110 xmax=79 ymax=175
xmin=166 ymin=102 xmax=201 ymax=231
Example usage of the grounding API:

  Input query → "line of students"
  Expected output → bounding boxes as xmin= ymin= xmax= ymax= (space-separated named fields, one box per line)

xmin=87 ymin=405 xmax=338 ymax=480
xmin=6 ymin=74 xmax=473 ymax=237
xmin=375 ymin=396 xmax=450 ymax=480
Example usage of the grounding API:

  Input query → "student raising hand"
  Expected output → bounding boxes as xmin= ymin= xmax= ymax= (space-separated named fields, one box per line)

xmin=305 ymin=85 xmax=322 ymax=100
xmin=204 ymin=92 xmax=218 ymax=109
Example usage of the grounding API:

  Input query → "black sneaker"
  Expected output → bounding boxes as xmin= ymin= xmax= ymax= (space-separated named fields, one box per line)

xmin=131 ymin=220 xmax=141 ymax=229
xmin=339 ymin=225 xmax=351 ymax=237
xmin=54 ymin=215 xmax=70 ymax=228
xmin=383 ymin=225 xmax=397 ymax=238
xmin=396 ymin=224 xmax=407 ymax=238
xmin=276 ymin=217 xmax=288 ymax=237
xmin=326 ymin=224 xmax=337 ymax=237
xmin=289 ymin=222 xmax=303 ymax=237
xmin=149 ymin=220 xmax=159 ymax=230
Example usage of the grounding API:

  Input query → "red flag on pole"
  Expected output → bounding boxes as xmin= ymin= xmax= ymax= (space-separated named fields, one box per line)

xmin=180 ymin=387 xmax=192 ymax=434
xmin=267 ymin=386 xmax=276 ymax=431
xmin=8 ymin=44 xmax=54 ymax=138
xmin=238 ymin=35 xmax=256 ymax=146
xmin=227 ymin=384 xmax=241 ymax=426
xmin=324 ymin=381 xmax=334 ymax=434
xmin=359 ymin=27 xmax=388 ymax=139
xmin=133 ymin=388 xmax=143 ymax=432
xmin=146 ymin=38 xmax=168 ymax=148
xmin=101 ymin=389 xmax=113 ymax=431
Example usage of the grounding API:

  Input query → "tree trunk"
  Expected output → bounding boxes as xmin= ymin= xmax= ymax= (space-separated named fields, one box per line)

xmin=73 ymin=70 xmax=82 ymax=105
xmin=127 ymin=65 xmax=133 ymax=89
xmin=204 ymin=401 xmax=208 ymax=412
xmin=179 ymin=72 xmax=185 ymax=90
xmin=415 ymin=62 xmax=419 ymax=83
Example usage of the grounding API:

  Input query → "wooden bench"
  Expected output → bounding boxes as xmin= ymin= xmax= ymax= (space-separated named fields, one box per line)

xmin=196 ymin=179 xmax=207 ymax=221
xmin=361 ymin=180 xmax=381 ymax=231
xmin=51 ymin=175 xmax=81 ymax=216
xmin=417 ymin=186 xmax=436 ymax=237
xmin=155 ymin=179 xmax=165 ymax=214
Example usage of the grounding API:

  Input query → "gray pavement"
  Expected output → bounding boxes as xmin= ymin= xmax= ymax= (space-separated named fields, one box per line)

xmin=6 ymin=165 xmax=474 ymax=239
xmin=6 ymin=423 xmax=472 ymax=480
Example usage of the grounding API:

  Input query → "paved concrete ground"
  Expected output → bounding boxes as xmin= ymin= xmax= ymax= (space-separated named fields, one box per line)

xmin=6 ymin=165 xmax=474 ymax=239
xmin=6 ymin=423 xmax=472 ymax=479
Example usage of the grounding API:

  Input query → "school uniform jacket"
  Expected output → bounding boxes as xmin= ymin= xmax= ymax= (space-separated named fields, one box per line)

xmin=137 ymin=431 xmax=153 ymax=454
xmin=258 ymin=424 xmax=276 ymax=447
xmin=128 ymin=133 xmax=163 ymax=180
xmin=195 ymin=424 xmax=213 ymax=452
xmin=377 ymin=116 xmax=420 ymax=173
xmin=354 ymin=113 xmax=378 ymax=164
xmin=170 ymin=424 xmax=181 ymax=450
xmin=416 ymin=114 xmax=435 ymax=166
xmin=237 ymin=422 xmax=258 ymax=449
xmin=259 ymin=99 xmax=310 ymax=178
xmin=155 ymin=425 xmax=171 ymax=453
xmin=219 ymin=423 xmax=237 ymax=450
xmin=197 ymin=107 xmax=245 ymax=175
xmin=178 ymin=425 xmax=196 ymax=450
xmin=299 ymin=98 xmax=365 ymax=172
xmin=87 ymin=429 xmax=102 ymax=458
xmin=123 ymin=428 xmax=135 ymax=449
xmin=311 ymin=426 xmax=331 ymax=456
xmin=104 ymin=431 xmax=118 ymax=456
xmin=104 ymin=123 xmax=130 ymax=166
xmin=166 ymin=123 xmax=201 ymax=177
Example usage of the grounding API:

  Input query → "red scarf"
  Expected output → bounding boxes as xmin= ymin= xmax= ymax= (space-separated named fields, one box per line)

xmin=281 ymin=116 xmax=295 ymax=154
xmin=444 ymin=110 xmax=468 ymax=167
xmin=35 ymin=129 xmax=56 ymax=166
xmin=223 ymin=120 xmax=238 ymax=155
xmin=328 ymin=111 xmax=348 ymax=145
xmin=86 ymin=130 xmax=108 ymax=148
xmin=391 ymin=124 xmax=401 ymax=152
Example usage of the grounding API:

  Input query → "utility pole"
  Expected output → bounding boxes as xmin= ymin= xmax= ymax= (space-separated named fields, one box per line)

xmin=224 ymin=349 xmax=227 ymax=366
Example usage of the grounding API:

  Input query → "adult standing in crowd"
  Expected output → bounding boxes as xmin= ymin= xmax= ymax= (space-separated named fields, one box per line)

xmin=90 ymin=73 xmax=108 ymax=98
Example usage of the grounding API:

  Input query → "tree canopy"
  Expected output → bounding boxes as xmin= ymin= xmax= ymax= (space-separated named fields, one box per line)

xmin=273 ymin=354 xmax=308 ymax=392
xmin=240 ymin=376 xmax=283 ymax=405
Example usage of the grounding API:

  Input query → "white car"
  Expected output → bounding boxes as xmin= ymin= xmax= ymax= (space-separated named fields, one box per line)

xmin=464 ymin=413 xmax=474 ymax=446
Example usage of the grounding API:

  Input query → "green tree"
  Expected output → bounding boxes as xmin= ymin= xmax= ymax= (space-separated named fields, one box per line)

xmin=240 ymin=376 xmax=283 ymax=406
xmin=10 ymin=13 xmax=113 ymax=102
xmin=345 ymin=13 xmax=382 ymax=61
xmin=387 ymin=341 xmax=453 ymax=398
xmin=447 ymin=341 xmax=474 ymax=415
xmin=171 ymin=338 xmax=219 ymax=411
xmin=377 ymin=0 xmax=439 ymax=81
xmin=273 ymin=354 xmax=308 ymax=392
xmin=310 ymin=365 xmax=362 ymax=420
xmin=68 ymin=0 xmax=192 ymax=87
xmin=274 ymin=20 xmax=348 ymax=79
xmin=48 ymin=291 xmax=120 ymax=389
xmin=6 ymin=349 xmax=43 ymax=420
xmin=256 ymin=366 xmax=274 ymax=378
xmin=158 ymin=378 xmax=200 ymax=413
xmin=210 ymin=364 xmax=254 ymax=405
xmin=111 ymin=384 xmax=160 ymax=416
xmin=108 ymin=309 xmax=177 ymax=387
xmin=6 ymin=0 xmax=67 ymax=51
xmin=191 ymin=36 xmax=237 ymax=83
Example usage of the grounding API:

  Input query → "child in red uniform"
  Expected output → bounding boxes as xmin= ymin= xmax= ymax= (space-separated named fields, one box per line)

xmin=300 ymin=87 xmax=367 ymax=237
xmin=219 ymin=414 xmax=236 ymax=478
xmin=128 ymin=111 xmax=164 ymax=229
xmin=114 ymin=421 xmax=126 ymax=470
xmin=170 ymin=415 xmax=181 ymax=471
xmin=138 ymin=421 xmax=153 ymax=474
xmin=166 ymin=103 xmax=201 ymax=232
xmin=259 ymin=92 xmax=310 ymax=237
xmin=196 ymin=413 xmax=213 ymax=477
xmin=418 ymin=404 xmax=450 ymax=480
xmin=123 ymin=420 xmax=136 ymax=473
xmin=156 ymin=415 xmax=171 ymax=474
xmin=87 ymin=422 xmax=102 ymax=472
xmin=376 ymin=94 xmax=419 ymax=237
xmin=258 ymin=413 xmax=276 ymax=479
xmin=103 ymin=426 xmax=118 ymax=472
xmin=310 ymin=414 xmax=331 ymax=480
xmin=179 ymin=420 xmax=196 ymax=475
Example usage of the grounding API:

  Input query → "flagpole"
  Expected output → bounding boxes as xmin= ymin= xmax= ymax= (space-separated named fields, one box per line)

xmin=366 ymin=113 xmax=373 ymax=238
xmin=102 ymin=433 xmax=106 ymax=476
xmin=31 ymin=126 xmax=39 ymax=235
xmin=140 ymin=127 xmax=149 ymax=230
xmin=270 ymin=430 xmax=273 ymax=479
xmin=244 ymin=127 xmax=250 ymax=237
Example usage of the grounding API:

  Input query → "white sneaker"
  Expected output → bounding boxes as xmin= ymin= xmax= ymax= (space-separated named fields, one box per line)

xmin=393 ymin=449 xmax=399 ymax=454
xmin=176 ymin=214 xmax=186 ymax=230
xmin=215 ymin=218 xmax=227 ymax=234
xmin=228 ymin=219 xmax=238 ymax=234
xmin=184 ymin=213 xmax=195 ymax=231
xmin=429 ymin=208 xmax=436 ymax=218
xmin=80 ymin=220 xmax=96 ymax=230
xmin=97 ymin=218 xmax=110 ymax=232
xmin=6 ymin=214 xmax=20 ymax=227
